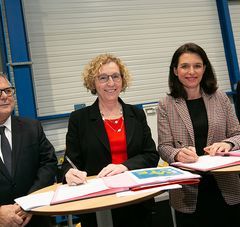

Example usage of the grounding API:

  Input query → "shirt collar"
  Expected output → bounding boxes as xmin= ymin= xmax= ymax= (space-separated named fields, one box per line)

xmin=0 ymin=116 xmax=12 ymax=133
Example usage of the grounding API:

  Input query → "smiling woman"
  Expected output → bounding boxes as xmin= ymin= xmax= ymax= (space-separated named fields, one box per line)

xmin=157 ymin=43 xmax=240 ymax=227
xmin=61 ymin=53 xmax=159 ymax=227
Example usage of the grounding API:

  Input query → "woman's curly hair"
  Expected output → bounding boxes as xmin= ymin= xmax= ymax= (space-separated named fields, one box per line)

xmin=82 ymin=53 xmax=131 ymax=94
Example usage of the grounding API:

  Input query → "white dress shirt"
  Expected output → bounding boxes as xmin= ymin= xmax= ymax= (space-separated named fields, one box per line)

xmin=0 ymin=116 xmax=12 ymax=163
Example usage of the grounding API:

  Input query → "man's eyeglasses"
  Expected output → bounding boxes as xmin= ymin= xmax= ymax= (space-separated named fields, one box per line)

xmin=97 ymin=73 xmax=122 ymax=83
xmin=0 ymin=87 xmax=15 ymax=97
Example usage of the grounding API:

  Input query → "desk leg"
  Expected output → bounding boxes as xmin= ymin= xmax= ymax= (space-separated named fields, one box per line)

xmin=96 ymin=210 xmax=113 ymax=227
xmin=67 ymin=214 xmax=73 ymax=227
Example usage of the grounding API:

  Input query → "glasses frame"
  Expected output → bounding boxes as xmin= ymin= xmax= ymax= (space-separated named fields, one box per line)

xmin=0 ymin=87 xmax=15 ymax=97
xmin=97 ymin=73 xmax=122 ymax=83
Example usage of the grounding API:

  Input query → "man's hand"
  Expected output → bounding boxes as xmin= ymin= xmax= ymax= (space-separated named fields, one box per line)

xmin=15 ymin=205 xmax=32 ymax=227
xmin=0 ymin=204 xmax=23 ymax=227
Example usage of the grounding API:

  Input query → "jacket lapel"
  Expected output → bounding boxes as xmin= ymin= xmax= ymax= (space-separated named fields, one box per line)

xmin=122 ymin=102 xmax=135 ymax=146
xmin=89 ymin=99 xmax=110 ymax=153
xmin=202 ymin=93 xmax=214 ymax=146
xmin=175 ymin=98 xmax=195 ymax=144
xmin=0 ymin=158 xmax=11 ymax=180
xmin=11 ymin=116 xmax=23 ymax=178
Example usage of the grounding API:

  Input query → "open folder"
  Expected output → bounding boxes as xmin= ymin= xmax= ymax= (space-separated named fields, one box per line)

xmin=102 ymin=166 xmax=200 ymax=189
xmin=51 ymin=178 xmax=128 ymax=205
xmin=171 ymin=154 xmax=240 ymax=172
xmin=15 ymin=166 xmax=200 ymax=210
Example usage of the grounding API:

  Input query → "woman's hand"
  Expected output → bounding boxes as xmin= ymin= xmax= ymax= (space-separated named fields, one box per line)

xmin=204 ymin=142 xmax=233 ymax=156
xmin=175 ymin=146 xmax=198 ymax=163
xmin=65 ymin=168 xmax=87 ymax=186
xmin=98 ymin=164 xmax=128 ymax=177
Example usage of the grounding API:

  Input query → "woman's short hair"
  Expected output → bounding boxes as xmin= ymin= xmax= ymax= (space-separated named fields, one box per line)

xmin=82 ymin=53 xmax=131 ymax=94
xmin=169 ymin=43 xmax=218 ymax=99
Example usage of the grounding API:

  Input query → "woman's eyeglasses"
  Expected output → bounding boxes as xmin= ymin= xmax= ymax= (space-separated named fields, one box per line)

xmin=97 ymin=73 xmax=122 ymax=83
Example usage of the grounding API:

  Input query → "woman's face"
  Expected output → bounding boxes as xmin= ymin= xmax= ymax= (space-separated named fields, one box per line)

xmin=95 ymin=61 xmax=123 ymax=104
xmin=174 ymin=53 xmax=205 ymax=92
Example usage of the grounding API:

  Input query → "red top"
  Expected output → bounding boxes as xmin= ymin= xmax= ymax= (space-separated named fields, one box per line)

xmin=103 ymin=117 xmax=127 ymax=164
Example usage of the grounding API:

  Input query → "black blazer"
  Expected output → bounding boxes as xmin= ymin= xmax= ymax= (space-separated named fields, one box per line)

xmin=0 ymin=116 xmax=58 ymax=205
xmin=62 ymin=98 xmax=159 ymax=178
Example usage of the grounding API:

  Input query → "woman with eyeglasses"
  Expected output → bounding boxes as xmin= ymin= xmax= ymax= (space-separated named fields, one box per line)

xmin=61 ymin=53 xmax=159 ymax=227
xmin=157 ymin=43 xmax=240 ymax=227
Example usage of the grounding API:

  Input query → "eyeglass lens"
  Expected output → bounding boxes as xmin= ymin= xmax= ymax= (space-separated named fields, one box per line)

xmin=98 ymin=73 xmax=121 ymax=83
xmin=0 ymin=87 xmax=15 ymax=96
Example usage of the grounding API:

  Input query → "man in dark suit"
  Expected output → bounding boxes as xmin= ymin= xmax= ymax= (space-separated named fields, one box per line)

xmin=0 ymin=73 xmax=58 ymax=226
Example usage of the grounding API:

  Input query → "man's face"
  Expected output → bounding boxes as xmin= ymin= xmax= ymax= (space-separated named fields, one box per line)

xmin=0 ymin=77 xmax=15 ymax=124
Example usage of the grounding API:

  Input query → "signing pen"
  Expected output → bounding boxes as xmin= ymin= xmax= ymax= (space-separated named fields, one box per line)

xmin=65 ymin=156 xmax=78 ymax=169
xmin=177 ymin=141 xmax=187 ymax=148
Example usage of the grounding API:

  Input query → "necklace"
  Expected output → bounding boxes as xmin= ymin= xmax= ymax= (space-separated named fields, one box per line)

xmin=100 ymin=104 xmax=124 ymax=132
xmin=103 ymin=116 xmax=124 ymax=133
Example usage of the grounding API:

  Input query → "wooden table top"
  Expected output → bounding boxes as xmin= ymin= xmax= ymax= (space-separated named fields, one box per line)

xmin=30 ymin=179 xmax=165 ymax=216
xmin=211 ymin=164 xmax=240 ymax=173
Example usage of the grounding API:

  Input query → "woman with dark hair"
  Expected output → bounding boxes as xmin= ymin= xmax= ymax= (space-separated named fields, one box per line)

xmin=157 ymin=43 xmax=240 ymax=227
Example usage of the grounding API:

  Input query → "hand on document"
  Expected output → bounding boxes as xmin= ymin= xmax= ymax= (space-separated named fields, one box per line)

xmin=175 ymin=146 xmax=198 ymax=163
xmin=65 ymin=168 xmax=87 ymax=186
xmin=98 ymin=164 xmax=128 ymax=177
xmin=204 ymin=141 xmax=233 ymax=156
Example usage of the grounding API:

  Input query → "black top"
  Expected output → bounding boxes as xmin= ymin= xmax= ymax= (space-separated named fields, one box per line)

xmin=186 ymin=97 xmax=208 ymax=156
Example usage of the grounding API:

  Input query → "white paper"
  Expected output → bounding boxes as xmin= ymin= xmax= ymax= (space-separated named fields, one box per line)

xmin=172 ymin=155 xmax=240 ymax=171
xmin=53 ymin=178 xmax=109 ymax=202
xmin=15 ymin=191 xmax=54 ymax=211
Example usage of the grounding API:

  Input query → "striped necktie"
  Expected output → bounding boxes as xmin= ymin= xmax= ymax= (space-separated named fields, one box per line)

xmin=0 ymin=126 xmax=12 ymax=174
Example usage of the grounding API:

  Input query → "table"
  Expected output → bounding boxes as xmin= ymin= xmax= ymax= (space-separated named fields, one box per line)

xmin=179 ymin=164 xmax=240 ymax=173
xmin=211 ymin=164 xmax=240 ymax=173
xmin=30 ymin=181 xmax=165 ymax=227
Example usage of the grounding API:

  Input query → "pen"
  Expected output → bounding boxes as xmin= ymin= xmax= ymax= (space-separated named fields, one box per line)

xmin=177 ymin=141 xmax=187 ymax=148
xmin=65 ymin=156 xmax=78 ymax=169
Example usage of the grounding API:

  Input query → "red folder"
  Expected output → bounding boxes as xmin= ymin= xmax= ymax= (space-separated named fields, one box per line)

xmin=130 ymin=178 xmax=200 ymax=191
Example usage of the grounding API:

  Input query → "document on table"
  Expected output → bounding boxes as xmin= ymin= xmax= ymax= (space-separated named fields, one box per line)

xmin=103 ymin=166 xmax=200 ymax=188
xmin=172 ymin=155 xmax=240 ymax=172
xmin=51 ymin=178 xmax=128 ymax=205
xmin=15 ymin=178 xmax=128 ymax=209
xmin=216 ymin=149 xmax=240 ymax=157
xmin=14 ymin=191 xmax=54 ymax=211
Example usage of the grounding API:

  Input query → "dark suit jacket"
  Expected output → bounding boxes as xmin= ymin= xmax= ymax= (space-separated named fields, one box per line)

xmin=62 ymin=98 xmax=159 ymax=177
xmin=0 ymin=116 xmax=58 ymax=205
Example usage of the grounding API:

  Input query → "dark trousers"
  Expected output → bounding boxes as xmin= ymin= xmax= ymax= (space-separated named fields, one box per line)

xmin=79 ymin=199 xmax=154 ymax=227
xmin=175 ymin=174 xmax=240 ymax=227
